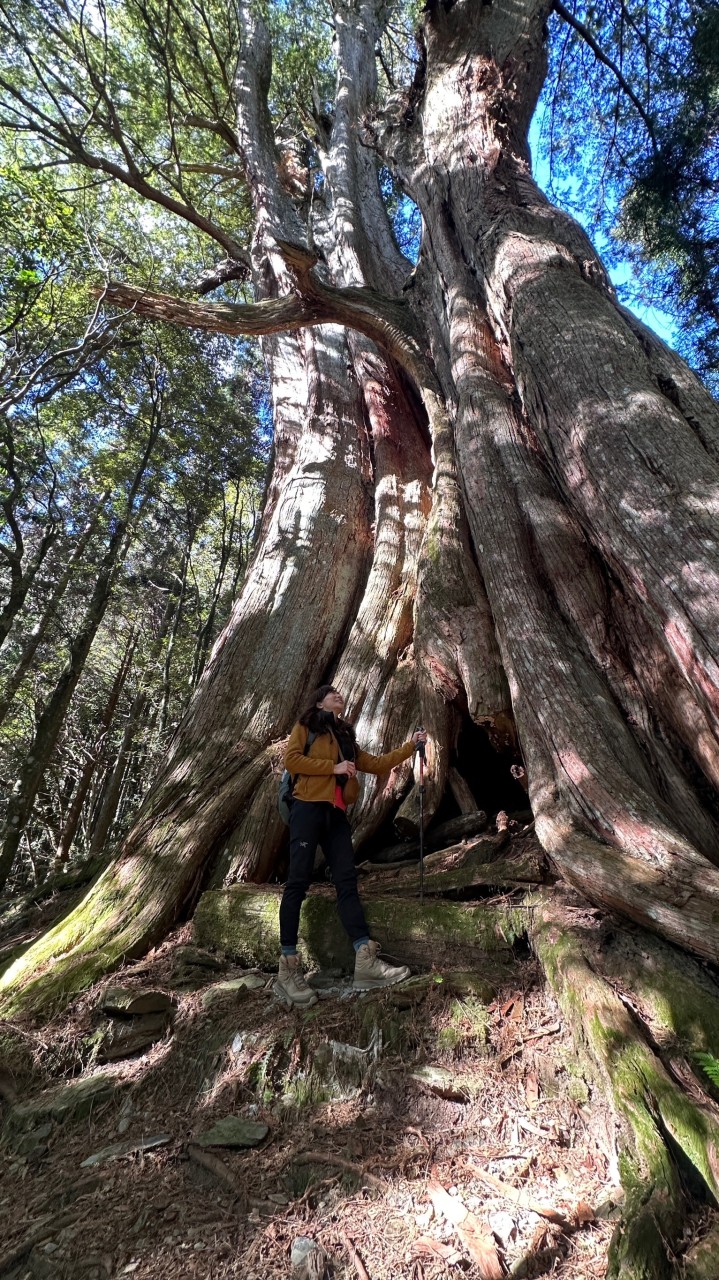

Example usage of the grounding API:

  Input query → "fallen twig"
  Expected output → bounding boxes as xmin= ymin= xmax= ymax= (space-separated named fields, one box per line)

xmin=187 ymin=1143 xmax=246 ymax=1205
xmin=500 ymin=1020 xmax=561 ymax=1065
xmin=469 ymin=1164 xmax=570 ymax=1227
xmin=341 ymin=1231 xmax=372 ymax=1280
xmin=293 ymin=1150 xmax=385 ymax=1191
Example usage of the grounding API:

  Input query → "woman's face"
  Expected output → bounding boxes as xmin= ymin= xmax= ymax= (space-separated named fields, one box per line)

xmin=317 ymin=688 xmax=345 ymax=715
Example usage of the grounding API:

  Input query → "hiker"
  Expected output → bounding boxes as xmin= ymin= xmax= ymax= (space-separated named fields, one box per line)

xmin=276 ymin=684 xmax=428 ymax=1008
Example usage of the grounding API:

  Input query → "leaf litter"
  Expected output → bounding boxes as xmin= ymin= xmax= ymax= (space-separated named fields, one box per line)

xmin=0 ymin=925 xmax=620 ymax=1280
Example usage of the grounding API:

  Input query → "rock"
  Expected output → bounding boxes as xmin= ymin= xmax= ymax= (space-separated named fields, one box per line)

xmin=99 ymin=986 xmax=174 ymax=1017
xmin=683 ymin=1225 xmax=719 ymax=1280
xmin=195 ymin=1116 xmax=269 ymax=1148
xmin=488 ymin=1210 xmax=516 ymax=1245
xmin=290 ymin=1237 xmax=316 ymax=1265
xmin=95 ymin=1013 xmax=169 ymax=1062
xmin=8 ymin=1073 xmax=121 ymax=1132
xmin=307 ymin=969 xmax=345 ymax=990
xmin=80 ymin=1133 xmax=172 ymax=1167
xmin=408 ymin=1065 xmax=470 ymax=1102
xmin=366 ymin=974 xmax=436 ymax=1010
xmin=12 ymin=1121 xmax=52 ymax=1156
xmin=174 ymin=946 xmax=224 ymax=971
xmin=200 ymin=975 xmax=266 ymax=1008
xmin=444 ymin=971 xmax=497 ymax=1002
xmin=311 ymin=1039 xmax=374 ymax=1100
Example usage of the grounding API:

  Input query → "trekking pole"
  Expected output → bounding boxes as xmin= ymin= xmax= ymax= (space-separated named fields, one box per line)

xmin=416 ymin=726 xmax=426 ymax=903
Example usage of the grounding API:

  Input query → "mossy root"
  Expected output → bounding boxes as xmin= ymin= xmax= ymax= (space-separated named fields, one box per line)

xmin=530 ymin=891 xmax=719 ymax=1280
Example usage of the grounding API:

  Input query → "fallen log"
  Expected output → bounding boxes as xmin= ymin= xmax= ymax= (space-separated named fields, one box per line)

xmin=193 ymin=884 xmax=530 ymax=972
xmin=448 ymin=767 xmax=480 ymax=814
xmin=375 ymin=810 xmax=490 ymax=861
xmin=360 ymin=832 xmax=547 ymax=896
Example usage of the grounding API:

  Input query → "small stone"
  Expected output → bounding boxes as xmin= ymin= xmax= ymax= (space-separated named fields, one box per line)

xmin=201 ymin=976 xmax=266 ymax=1009
xmin=13 ymin=1123 xmax=52 ymax=1156
xmin=95 ymin=1013 xmax=169 ymax=1062
xmin=195 ymin=1117 xmax=269 ymax=1149
xmin=445 ymin=971 xmax=497 ymax=1002
xmin=488 ymin=1210 xmax=516 ymax=1244
xmin=173 ymin=946 xmax=224 ymax=971
xmin=290 ymin=1237 xmax=316 ymax=1266
xmin=99 ymin=986 xmax=174 ymax=1017
xmin=80 ymin=1133 xmax=171 ymax=1167
xmin=408 ymin=1065 xmax=470 ymax=1101
xmin=8 ymin=1073 xmax=120 ymax=1131
xmin=43 ymin=1242 xmax=59 ymax=1254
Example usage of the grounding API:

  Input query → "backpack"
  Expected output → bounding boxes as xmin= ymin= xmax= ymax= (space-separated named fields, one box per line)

xmin=278 ymin=730 xmax=318 ymax=824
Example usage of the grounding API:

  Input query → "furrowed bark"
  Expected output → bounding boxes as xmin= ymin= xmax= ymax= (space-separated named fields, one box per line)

xmin=0 ymin=5 xmax=377 ymax=1003
xmin=380 ymin=0 xmax=719 ymax=963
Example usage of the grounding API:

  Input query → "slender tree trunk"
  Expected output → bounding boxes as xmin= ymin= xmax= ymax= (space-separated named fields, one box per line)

xmin=158 ymin=530 xmax=194 ymax=737
xmin=0 ymin=496 xmax=108 ymax=727
xmin=54 ymin=629 xmax=137 ymax=865
xmin=190 ymin=489 xmax=241 ymax=688
xmin=0 ymin=509 xmax=59 ymax=653
xmin=89 ymin=689 xmax=148 ymax=857
xmin=0 ymin=428 xmax=157 ymax=892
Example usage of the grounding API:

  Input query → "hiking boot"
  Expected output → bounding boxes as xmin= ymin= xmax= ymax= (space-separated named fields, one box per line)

xmin=275 ymin=954 xmax=318 ymax=1008
xmin=353 ymin=940 xmax=411 ymax=991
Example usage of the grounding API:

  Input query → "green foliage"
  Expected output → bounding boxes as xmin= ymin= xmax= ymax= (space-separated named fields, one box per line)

xmin=539 ymin=0 xmax=719 ymax=387
xmin=696 ymin=1051 xmax=719 ymax=1088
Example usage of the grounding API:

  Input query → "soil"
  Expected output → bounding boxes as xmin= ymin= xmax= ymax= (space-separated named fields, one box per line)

xmin=0 ymin=913 xmax=621 ymax=1280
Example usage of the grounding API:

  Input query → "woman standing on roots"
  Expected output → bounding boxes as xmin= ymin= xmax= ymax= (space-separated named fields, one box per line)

xmin=277 ymin=684 xmax=428 ymax=1009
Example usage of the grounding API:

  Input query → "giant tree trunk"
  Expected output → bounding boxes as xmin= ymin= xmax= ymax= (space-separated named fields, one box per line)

xmin=5 ymin=3 xmax=719 ymax=1270
xmin=380 ymin=0 xmax=719 ymax=962
xmin=4 ymin=0 xmax=719 ymax=1010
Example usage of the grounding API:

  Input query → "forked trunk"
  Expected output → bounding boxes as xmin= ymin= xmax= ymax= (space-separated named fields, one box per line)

xmin=385 ymin=0 xmax=719 ymax=961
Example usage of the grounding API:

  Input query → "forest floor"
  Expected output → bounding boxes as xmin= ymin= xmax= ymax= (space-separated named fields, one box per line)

xmin=0 ymin=886 xmax=624 ymax=1280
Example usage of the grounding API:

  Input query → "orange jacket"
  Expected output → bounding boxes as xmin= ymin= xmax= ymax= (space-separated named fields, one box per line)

xmin=284 ymin=721 xmax=415 ymax=807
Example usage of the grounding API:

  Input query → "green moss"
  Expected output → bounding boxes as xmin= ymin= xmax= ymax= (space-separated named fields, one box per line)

xmin=438 ymin=997 xmax=489 ymax=1053
xmin=192 ymin=886 xmax=525 ymax=974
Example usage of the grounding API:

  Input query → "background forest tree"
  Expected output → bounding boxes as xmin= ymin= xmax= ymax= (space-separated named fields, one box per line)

xmin=1 ymin=2 xmax=719 ymax=1275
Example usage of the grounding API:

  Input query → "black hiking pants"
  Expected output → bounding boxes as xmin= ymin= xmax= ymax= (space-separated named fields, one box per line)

xmin=279 ymin=800 xmax=369 ymax=948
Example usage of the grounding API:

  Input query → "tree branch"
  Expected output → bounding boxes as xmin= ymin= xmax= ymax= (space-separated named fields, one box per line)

xmin=98 ymin=242 xmax=427 ymax=378
xmin=553 ymin=0 xmax=657 ymax=150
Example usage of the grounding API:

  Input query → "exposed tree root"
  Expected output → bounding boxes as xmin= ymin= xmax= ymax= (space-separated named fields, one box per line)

xmin=530 ymin=890 xmax=719 ymax=1280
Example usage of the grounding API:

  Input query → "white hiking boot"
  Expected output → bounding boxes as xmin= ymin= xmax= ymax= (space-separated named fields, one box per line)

xmin=275 ymin=954 xmax=318 ymax=1008
xmin=353 ymin=940 xmax=411 ymax=991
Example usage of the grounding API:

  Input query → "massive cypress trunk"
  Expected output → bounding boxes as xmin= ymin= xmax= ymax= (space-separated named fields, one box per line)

xmin=4 ymin=3 xmax=719 ymax=1271
xmin=381 ymin=0 xmax=719 ymax=962
xmin=3 ymin=0 xmax=719 ymax=1014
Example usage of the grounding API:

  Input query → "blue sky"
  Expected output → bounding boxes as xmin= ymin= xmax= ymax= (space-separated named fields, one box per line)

xmin=528 ymin=116 xmax=679 ymax=349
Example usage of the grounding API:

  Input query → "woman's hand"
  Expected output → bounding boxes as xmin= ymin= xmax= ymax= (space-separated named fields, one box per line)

xmin=412 ymin=729 xmax=428 ymax=747
xmin=333 ymin=760 xmax=357 ymax=777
